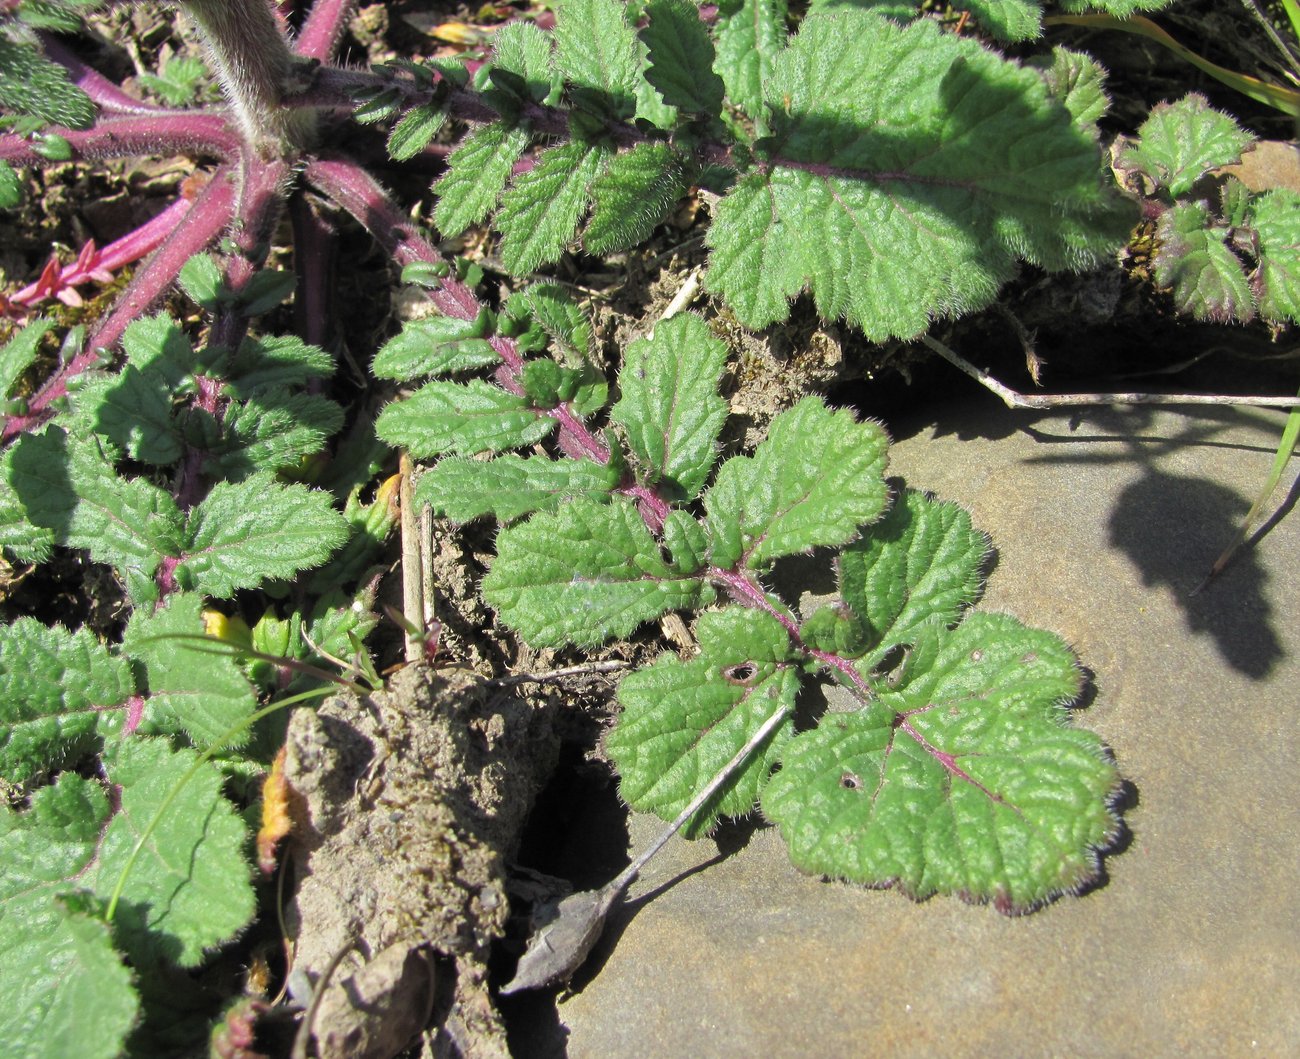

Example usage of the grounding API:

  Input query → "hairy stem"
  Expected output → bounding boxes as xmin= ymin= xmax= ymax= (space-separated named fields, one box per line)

xmin=293 ymin=0 xmax=358 ymax=61
xmin=178 ymin=0 xmax=313 ymax=151
xmin=0 ymin=113 xmax=241 ymax=165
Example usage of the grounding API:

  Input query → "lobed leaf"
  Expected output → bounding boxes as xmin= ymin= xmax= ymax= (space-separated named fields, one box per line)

xmin=763 ymin=613 xmax=1119 ymax=908
xmin=490 ymin=21 xmax=558 ymax=105
xmin=433 ymin=122 xmax=531 ymax=238
xmin=175 ymin=476 xmax=350 ymax=597
xmin=122 ymin=594 xmax=256 ymax=747
xmin=1252 ymin=189 xmax=1300 ymax=324
xmin=417 ymin=454 xmax=619 ymax=523
xmin=705 ymin=11 xmax=1131 ymax=339
xmin=516 ymin=283 xmax=592 ymax=361
xmin=837 ymin=489 xmax=988 ymax=670
xmin=584 ymin=142 xmax=687 ymax=255
xmin=484 ymin=497 xmax=712 ymax=646
xmin=1119 ymin=93 xmax=1254 ymax=198
xmin=497 ymin=140 xmax=608 ymax=273
xmin=607 ymin=607 xmax=799 ymax=835
xmin=0 ymin=619 xmax=133 ymax=783
xmin=553 ymin=0 xmax=642 ymax=120
xmin=82 ymin=366 xmax=182 ymax=465
xmin=93 ymin=737 xmax=256 ymax=966
xmin=7 ymin=427 xmax=184 ymax=602
xmin=376 ymin=379 xmax=558 ymax=456
xmin=612 ymin=313 xmax=728 ymax=501
xmin=0 ymin=775 xmax=137 ymax=1059
xmin=713 ymin=0 xmax=788 ymax=132
xmin=224 ymin=334 xmax=335 ymax=398
xmin=640 ymin=0 xmax=726 ymax=115
xmin=212 ymin=391 xmax=344 ymax=478
xmin=1154 ymin=201 xmax=1253 ymax=323
xmin=705 ymin=397 xmax=888 ymax=569
xmin=372 ymin=316 xmax=499 ymax=380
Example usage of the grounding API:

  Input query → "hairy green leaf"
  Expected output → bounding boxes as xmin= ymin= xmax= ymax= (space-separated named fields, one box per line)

xmin=611 ymin=313 xmax=728 ymax=501
xmin=1154 ymin=201 xmax=1253 ymax=323
xmin=0 ymin=317 xmax=53 ymax=399
xmin=0 ymin=619 xmax=133 ymax=783
xmin=376 ymin=379 xmax=557 ymax=456
xmin=418 ymin=454 xmax=619 ymax=523
xmin=225 ymin=334 xmax=334 ymax=397
xmin=212 ymin=391 xmax=343 ymax=478
xmin=0 ymin=160 xmax=20 ymax=208
xmin=1119 ymin=93 xmax=1254 ymax=198
xmin=838 ymin=490 xmax=988 ymax=670
xmin=136 ymin=56 xmax=209 ymax=106
xmin=763 ymin=613 xmax=1119 ymax=908
xmin=584 ymin=142 xmax=686 ymax=255
xmin=387 ymin=101 xmax=448 ymax=161
xmin=0 ymin=36 xmax=95 ymax=128
xmin=713 ymin=0 xmax=787 ymax=132
xmin=641 ymin=0 xmax=726 ymax=115
xmin=553 ymin=0 xmax=642 ymax=120
xmin=433 ymin=122 xmax=530 ymax=238
xmin=94 ymin=737 xmax=255 ymax=966
xmin=484 ymin=497 xmax=711 ymax=646
xmin=7 ymin=427 xmax=184 ymax=601
xmin=608 ymin=607 xmax=799 ymax=835
xmin=176 ymin=476 xmax=349 ymax=597
xmin=122 ymin=593 xmax=256 ymax=747
xmin=82 ymin=365 xmax=182 ymax=465
xmin=705 ymin=398 xmax=888 ymax=569
xmin=705 ymin=11 xmax=1131 ymax=339
xmin=490 ymin=20 xmax=558 ymax=105
xmin=497 ymin=140 xmax=607 ymax=273
xmin=1034 ymin=46 xmax=1109 ymax=127
xmin=0 ymin=775 xmax=137 ymax=1059
xmin=372 ymin=317 xmax=499 ymax=380
xmin=1252 ymin=189 xmax=1300 ymax=324
xmin=517 ymin=283 xmax=592 ymax=361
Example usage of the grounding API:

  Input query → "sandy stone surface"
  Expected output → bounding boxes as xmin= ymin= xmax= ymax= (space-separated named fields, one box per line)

xmin=508 ymin=399 xmax=1300 ymax=1058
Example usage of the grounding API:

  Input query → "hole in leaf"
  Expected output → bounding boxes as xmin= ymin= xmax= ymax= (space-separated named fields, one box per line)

xmin=839 ymin=771 xmax=863 ymax=791
xmin=970 ymin=649 xmax=984 ymax=663
xmin=723 ymin=662 xmax=757 ymax=686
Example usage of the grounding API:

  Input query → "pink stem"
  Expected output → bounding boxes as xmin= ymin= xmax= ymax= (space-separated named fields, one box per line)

xmin=0 ymin=113 xmax=241 ymax=165
xmin=40 ymin=36 xmax=161 ymax=115
xmin=294 ymin=0 xmax=358 ymax=60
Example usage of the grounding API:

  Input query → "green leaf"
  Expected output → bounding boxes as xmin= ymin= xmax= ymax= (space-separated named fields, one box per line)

xmin=119 ymin=313 xmax=195 ymax=383
xmin=705 ymin=12 xmax=1132 ymax=339
xmin=95 ymin=737 xmax=255 ymax=966
xmin=387 ymin=101 xmax=448 ymax=161
xmin=0 ymin=160 xmax=21 ymax=208
xmin=433 ymin=121 xmax=531 ymax=238
xmin=837 ymin=490 xmax=988 ymax=670
xmin=611 ymin=313 xmax=728 ymax=501
xmin=497 ymin=140 xmax=607 ymax=273
xmin=1252 ymin=189 xmax=1300 ymax=325
xmin=417 ymin=454 xmax=619 ymax=523
xmin=1033 ymin=46 xmax=1109 ymax=128
xmin=713 ymin=0 xmax=787 ymax=132
xmin=176 ymin=254 xmax=224 ymax=311
xmin=489 ymin=20 xmax=557 ymax=104
xmin=7 ymin=427 xmax=184 ymax=602
xmin=212 ymin=391 xmax=344 ymax=478
xmin=1119 ymin=93 xmax=1254 ymax=198
xmin=641 ymin=0 xmax=726 ymax=115
xmin=608 ymin=607 xmax=799 ymax=835
xmin=0 ymin=36 xmax=95 ymax=128
xmin=0 ymin=618 xmax=133 ymax=783
xmin=376 ymin=379 xmax=557 ymax=457
xmin=763 ymin=613 xmax=1120 ymax=908
xmin=953 ymin=0 xmax=1040 ymax=40
xmin=0 ymin=775 xmax=137 ymax=1059
xmin=0 ymin=472 xmax=53 ymax=563
xmin=176 ymin=475 xmax=349 ymax=597
xmin=553 ymin=0 xmax=642 ymax=120
xmin=516 ymin=283 xmax=593 ymax=361
xmin=662 ymin=509 xmax=709 ymax=574
xmin=705 ymin=398 xmax=888 ymax=569
xmin=0 ymin=316 xmax=53 ymax=398
xmin=484 ymin=497 xmax=712 ymax=647
xmin=372 ymin=317 xmax=499 ymax=380
xmin=5 ymin=896 xmax=139 ymax=1059
xmin=584 ymin=142 xmax=686 ymax=255
xmin=1057 ymin=0 xmax=1178 ymax=15
xmin=225 ymin=334 xmax=335 ymax=398
xmin=1154 ymin=201 xmax=1253 ymax=323
xmin=83 ymin=365 xmax=183 ymax=465
xmin=122 ymin=594 xmax=256 ymax=747
xmin=135 ymin=55 xmax=209 ymax=105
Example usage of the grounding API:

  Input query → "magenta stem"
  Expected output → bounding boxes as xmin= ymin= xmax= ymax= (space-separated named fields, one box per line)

xmin=0 ymin=113 xmax=241 ymax=165
xmin=40 ymin=36 xmax=161 ymax=115
xmin=293 ymin=0 xmax=358 ymax=60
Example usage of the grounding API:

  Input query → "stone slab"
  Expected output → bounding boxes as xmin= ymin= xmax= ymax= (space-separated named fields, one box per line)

xmin=510 ymin=399 xmax=1300 ymax=1059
